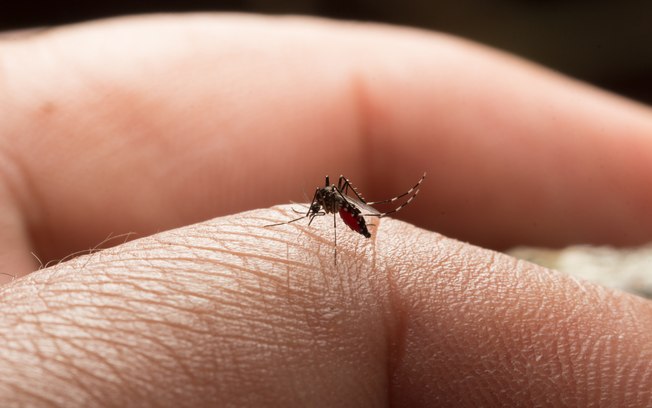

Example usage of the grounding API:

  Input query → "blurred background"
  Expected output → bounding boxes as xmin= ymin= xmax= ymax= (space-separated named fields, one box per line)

xmin=2 ymin=0 xmax=651 ymax=105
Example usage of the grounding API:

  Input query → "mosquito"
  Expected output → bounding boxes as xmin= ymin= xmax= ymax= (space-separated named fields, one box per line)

xmin=265 ymin=172 xmax=426 ymax=263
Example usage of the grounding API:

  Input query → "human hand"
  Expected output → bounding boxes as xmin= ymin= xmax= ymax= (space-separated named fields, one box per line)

xmin=1 ymin=14 xmax=652 ymax=406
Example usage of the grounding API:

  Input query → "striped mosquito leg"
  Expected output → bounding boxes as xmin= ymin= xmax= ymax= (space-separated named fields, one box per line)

xmin=365 ymin=188 xmax=421 ymax=218
xmin=338 ymin=175 xmax=368 ymax=204
xmin=366 ymin=172 xmax=426 ymax=206
xmin=333 ymin=212 xmax=338 ymax=265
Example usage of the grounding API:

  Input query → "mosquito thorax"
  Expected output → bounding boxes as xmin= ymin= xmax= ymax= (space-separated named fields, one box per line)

xmin=316 ymin=186 xmax=345 ymax=214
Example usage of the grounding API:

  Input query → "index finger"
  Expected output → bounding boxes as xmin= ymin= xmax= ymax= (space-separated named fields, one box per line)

xmin=1 ymin=14 xmax=651 ymax=266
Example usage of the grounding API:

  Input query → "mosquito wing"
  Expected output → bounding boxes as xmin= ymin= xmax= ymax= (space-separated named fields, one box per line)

xmin=342 ymin=194 xmax=381 ymax=216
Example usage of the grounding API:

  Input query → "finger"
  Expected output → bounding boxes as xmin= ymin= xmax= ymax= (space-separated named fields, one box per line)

xmin=0 ymin=206 xmax=649 ymax=406
xmin=2 ymin=14 xmax=652 ymax=265
xmin=374 ymin=218 xmax=652 ymax=406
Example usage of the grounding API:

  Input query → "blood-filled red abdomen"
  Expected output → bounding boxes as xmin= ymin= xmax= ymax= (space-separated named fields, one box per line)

xmin=339 ymin=206 xmax=371 ymax=238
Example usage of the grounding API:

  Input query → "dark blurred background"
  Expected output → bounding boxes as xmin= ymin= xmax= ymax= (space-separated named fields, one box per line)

xmin=2 ymin=0 xmax=651 ymax=105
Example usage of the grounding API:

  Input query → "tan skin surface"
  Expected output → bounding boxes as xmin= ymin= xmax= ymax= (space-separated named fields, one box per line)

xmin=0 ymin=14 xmax=652 ymax=406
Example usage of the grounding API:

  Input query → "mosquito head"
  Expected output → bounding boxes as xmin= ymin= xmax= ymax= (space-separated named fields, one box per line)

xmin=308 ymin=194 xmax=323 ymax=214
xmin=309 ymin=200 xmax=322 ymax=214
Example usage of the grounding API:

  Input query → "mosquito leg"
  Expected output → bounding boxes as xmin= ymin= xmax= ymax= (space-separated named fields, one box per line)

xmin=366 ymin=172 xmax=426 ymax=206
xmin=362 ymin=187 xmax=421 ymax=218
xmin=337 ymin=175 xmax=368 ymax=203
xmin=333 ymin=212 xmax=338 ymax=265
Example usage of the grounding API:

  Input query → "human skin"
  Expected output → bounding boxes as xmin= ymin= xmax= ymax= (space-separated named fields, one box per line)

xmin=1 ymin=14 xmax=652 ymax=406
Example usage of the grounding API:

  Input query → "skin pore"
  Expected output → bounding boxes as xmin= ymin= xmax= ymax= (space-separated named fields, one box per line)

xmin=0 ymin=14 xmax=652 ymax=406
